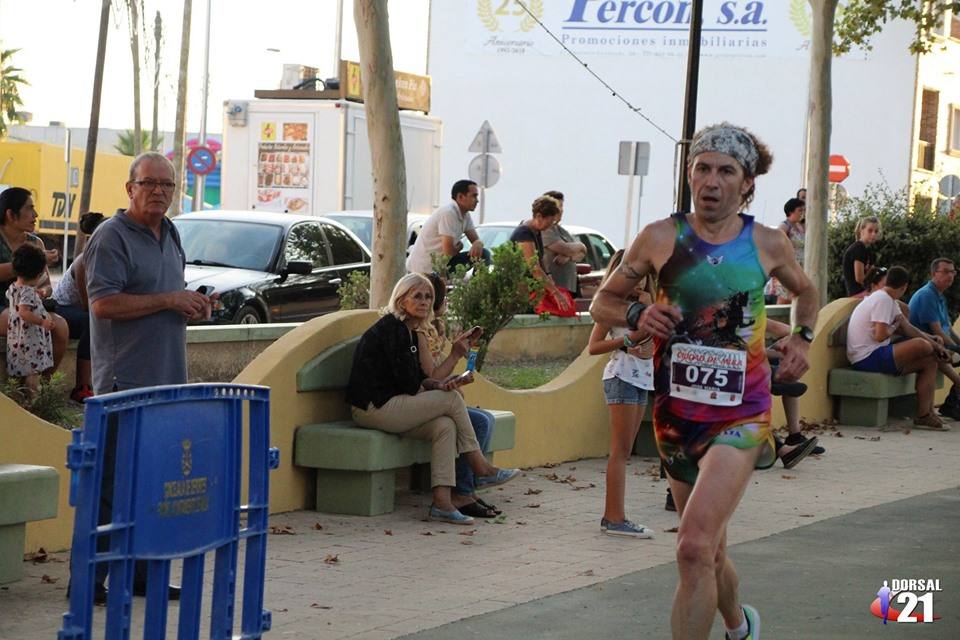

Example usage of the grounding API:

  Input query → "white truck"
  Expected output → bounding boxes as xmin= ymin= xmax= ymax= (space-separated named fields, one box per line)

xmin=220 ymin=98 xmax=442 ymax=215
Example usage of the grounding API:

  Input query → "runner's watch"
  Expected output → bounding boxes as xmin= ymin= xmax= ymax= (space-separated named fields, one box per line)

xmin=792 ymin=325 xmax=814 ymax=343
xmin=626 ymin=301 xmax=647 ymax=330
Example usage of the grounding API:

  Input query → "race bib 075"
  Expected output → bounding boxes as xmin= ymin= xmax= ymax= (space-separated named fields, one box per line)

xmin=669 ymin=343 xmax=746 ymax=406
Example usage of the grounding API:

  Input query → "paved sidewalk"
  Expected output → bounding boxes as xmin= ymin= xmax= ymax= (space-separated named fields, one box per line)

xmin=0 ymin=419 xmax=957 ymax=639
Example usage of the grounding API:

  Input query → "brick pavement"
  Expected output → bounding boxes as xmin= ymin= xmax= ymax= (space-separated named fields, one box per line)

xmin=1 ymin=419 xmax=957 ymax=639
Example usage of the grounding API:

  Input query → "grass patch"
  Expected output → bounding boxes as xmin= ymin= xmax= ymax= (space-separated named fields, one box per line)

xmin=481 ymin=358 xmax=570 ymax=390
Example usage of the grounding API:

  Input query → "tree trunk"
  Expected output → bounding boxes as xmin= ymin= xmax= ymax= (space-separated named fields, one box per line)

xmin=354 ymin=0 xmax=408 ymax=308
xmin=128 ymin=0 xmax=142 ymax=156
xmin=151 ymin=11 xmax=162 ymax=151
xmin=171 ymin=0 xmax=192 ymax=217
xmin=803 ymin=0 xmax=838 ymax=308
xmin=76 ymin=0 xmax=111 ymax=256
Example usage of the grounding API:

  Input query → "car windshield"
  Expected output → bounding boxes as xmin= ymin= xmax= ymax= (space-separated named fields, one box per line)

xmin=174 ymin=219 xmax=283 ymax=272
xmin=475 ymin=226 xmax=516 ymax=249
xmin=326 ymin=215 xmax=372 ymax=250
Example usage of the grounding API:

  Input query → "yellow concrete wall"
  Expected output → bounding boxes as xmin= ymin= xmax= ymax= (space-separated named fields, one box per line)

xmin=485 ymin=318 xmax=593 ymax=362
xmin=0 ymin=394 xmax=73 ymax=552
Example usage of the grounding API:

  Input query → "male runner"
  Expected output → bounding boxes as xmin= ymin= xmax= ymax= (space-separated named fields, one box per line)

xmin=591 ymin=123 xmax=818 ymax=639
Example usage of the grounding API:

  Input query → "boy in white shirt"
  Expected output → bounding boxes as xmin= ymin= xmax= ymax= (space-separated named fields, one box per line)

xmin=846 ymin=266 xmax=950 ymax=430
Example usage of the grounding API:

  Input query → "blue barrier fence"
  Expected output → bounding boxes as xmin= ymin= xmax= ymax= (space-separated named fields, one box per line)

xmin=59 ymin=384 xmax=278 ymax=640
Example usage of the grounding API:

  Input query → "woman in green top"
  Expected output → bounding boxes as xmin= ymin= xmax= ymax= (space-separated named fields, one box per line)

xmin=0 ymin=187 xmax=69 ymax=375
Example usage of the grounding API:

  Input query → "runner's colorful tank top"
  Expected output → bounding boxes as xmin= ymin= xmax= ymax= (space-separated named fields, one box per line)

xmin=653 ymin=212 xmax=771 ymax=422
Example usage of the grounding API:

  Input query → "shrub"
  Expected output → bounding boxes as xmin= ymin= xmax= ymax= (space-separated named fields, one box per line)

xmin=827 ymin=182 xmax=960 ymax=317
xmin=337 ymin=269 xmax=370 ymax=310
xmin=445 ymin=242 xmax=544 ymax=371
xmin=3 ymin=372 xmax=75 ymax=428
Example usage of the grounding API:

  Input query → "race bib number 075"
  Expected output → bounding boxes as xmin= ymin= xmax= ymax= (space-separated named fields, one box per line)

xmin=669 ymin=343 xmax=746 ymax=406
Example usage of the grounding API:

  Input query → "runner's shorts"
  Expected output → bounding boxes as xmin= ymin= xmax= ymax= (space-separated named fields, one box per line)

xmin=654 ymin=411 xmax=775 ymax=485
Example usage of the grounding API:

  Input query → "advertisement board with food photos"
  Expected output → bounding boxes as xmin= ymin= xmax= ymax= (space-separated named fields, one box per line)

xmin=256 ymin=120 xmax=311 ymax=214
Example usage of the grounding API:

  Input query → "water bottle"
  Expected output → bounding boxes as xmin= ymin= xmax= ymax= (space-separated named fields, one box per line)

xmin=466 ymin=346 xmax=480 ymax=372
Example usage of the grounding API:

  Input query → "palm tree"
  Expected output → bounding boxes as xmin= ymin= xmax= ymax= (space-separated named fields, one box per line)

xmin=0 ymin=47 xmax=28 ymax=140
xmin=125 ymin=0 xmax=144 ymax=155
xmin=113 ymin=129 xmax=160 ymax=156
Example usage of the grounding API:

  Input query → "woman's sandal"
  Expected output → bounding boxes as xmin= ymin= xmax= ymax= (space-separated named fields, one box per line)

xmin=458 ymin=501 xmax=498 ymax=518
xmin=475 ymin=497 xmax=502 ymax=515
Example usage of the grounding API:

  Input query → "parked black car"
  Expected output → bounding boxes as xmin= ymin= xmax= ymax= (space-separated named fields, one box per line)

xmin=173 ymin=211 xmax=370 ymax=324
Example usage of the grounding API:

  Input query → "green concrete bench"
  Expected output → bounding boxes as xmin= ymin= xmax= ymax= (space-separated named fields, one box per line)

xmin=827 ymin=320 xmax=942 ymax=427
xmin=293 ymin=337 xmax=517 ymax=516
xmin=0 ymin=464 xmax=59 ymax=584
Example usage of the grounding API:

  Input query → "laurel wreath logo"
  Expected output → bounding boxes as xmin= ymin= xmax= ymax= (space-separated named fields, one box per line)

xmin=519 ymin=0 xmax=544 ymax=33
xmin=789 ymin=0 xmax=810 ymax=37
xmin=478 ymin=0 xmax=500 ymax=32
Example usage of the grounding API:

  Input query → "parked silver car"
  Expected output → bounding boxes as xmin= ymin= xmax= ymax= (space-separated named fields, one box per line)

xmin=324 ymin=210 xmax=430 ymax=254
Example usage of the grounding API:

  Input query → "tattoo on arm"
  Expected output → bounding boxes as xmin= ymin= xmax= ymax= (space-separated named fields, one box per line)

xmin=618 ymin=262 xmax=643 ymax=281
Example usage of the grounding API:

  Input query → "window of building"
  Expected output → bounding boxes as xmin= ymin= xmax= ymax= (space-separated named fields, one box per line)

xmin=951 ymin=10 xmax=960 ymax=39
xmin=917 ymin=89 xmax=939 ymax=171
xmin=950 ymin=105 xmax=960 ymax=154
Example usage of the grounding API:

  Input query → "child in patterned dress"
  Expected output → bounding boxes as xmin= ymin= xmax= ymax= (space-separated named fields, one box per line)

xmin=5 ymin=244 xmax=54 ymax=395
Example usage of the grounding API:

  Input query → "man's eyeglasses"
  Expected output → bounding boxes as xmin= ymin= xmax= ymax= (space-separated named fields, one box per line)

xmin=131 ymin=179 xmax=176 ymax=192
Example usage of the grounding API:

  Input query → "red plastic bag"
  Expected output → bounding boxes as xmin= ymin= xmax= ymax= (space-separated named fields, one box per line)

xmin=533 ymin=287 xmax=577 ymax=317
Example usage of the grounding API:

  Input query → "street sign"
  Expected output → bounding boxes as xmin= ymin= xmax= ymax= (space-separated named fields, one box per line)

xmin=828 ymin=154 xmax=850 ymax=183
xmin=468 ymin=120 xmax=502 ymax=154
xmin=187 ymin=145 xmax=217 ymax=176
xmin=939 ymin=174 xmax=960 ymax=198
xmin=618 ymin=141 xmax=651 ymax=176
xmin=468 ymin=154 xmax=501 ymax=188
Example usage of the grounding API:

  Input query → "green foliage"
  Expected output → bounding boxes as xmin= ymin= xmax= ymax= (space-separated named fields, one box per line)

xmin=827 ymin=182 xmax=960 ymax=317
xmin=338 ymin=269 xmax=370 ymax=311
xmin=3 ymin=372 xmax=77 ymax=429
xmin=113 ymin=129 xmax=161 ymax=156
xmin=0 ymin=47 xmax=28 ymax=139
xmin=445 ymin=242 xmax=545 ymax=371
xmin=481 ymin=358 xmax=569 ymax=390
xmin=835 ymin=1 xmax=960 ymax=54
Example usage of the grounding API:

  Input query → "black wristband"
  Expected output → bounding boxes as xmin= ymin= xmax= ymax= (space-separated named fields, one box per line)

xmin=626 ymin=301 xmax=647 ymax=330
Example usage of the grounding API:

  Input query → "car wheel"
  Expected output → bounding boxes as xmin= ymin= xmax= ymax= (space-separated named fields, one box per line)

xmin=235 ymin=305 xmax=264 ymax=325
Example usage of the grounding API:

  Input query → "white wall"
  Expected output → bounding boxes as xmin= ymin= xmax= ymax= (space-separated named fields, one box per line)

xmin=429 ymin=0 xmax=916 ymax=246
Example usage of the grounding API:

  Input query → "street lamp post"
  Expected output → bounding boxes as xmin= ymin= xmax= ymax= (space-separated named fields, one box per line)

xmin=191 ymin=0 xmax=213 ymax=212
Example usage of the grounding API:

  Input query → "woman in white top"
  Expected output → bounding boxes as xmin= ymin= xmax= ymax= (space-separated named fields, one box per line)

xmin=588 ymin=250 xmax=655 ymax=538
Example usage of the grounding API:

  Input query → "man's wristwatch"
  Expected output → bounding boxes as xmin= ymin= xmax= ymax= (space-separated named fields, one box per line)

xmin=792 ymin=325 xmax=814 ymax=343
xmin=626 ymin=301 xmax=647 ymax=330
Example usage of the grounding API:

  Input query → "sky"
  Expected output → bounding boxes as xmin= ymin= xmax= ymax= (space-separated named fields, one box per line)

xmin=0 ymin=0 xmax=431 ymax=134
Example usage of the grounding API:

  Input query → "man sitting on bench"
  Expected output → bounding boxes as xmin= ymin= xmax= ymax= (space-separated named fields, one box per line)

xmin=846 ymin=266 xmax=951 ymax=431
xmin=908 ymin=257 xmax=960 ymax=420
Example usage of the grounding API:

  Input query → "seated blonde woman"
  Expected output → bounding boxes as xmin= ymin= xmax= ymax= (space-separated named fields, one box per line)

xmin=346 ymin=273 xmax=520 ymax=524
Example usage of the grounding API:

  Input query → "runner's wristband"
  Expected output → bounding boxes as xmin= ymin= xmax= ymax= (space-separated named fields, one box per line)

xmin=626 ymin=301 xmax=646 ymax=330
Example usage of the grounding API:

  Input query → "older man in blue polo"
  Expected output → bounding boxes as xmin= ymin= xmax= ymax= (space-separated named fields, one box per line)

xmin=908 ymin=257 xmax=960 ymax=420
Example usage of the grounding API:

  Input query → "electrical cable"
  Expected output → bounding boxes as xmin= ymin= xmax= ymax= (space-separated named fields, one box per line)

xmin=515 ymin=0 xmax=677 ymax=143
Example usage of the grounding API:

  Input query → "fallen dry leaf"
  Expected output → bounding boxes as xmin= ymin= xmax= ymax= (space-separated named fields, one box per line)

xmin=781 ymin=475 xmax=796 ymax=480
xmin=323 ymin=554 xmax=339 ymax=565
xmin=516 ymin=521 xmax=527 ymax=525
xmin=835 ymin=431 xmax=844 ymax=438
xmin=277 ymin=608 xmax=288 ymax=612
xmin=310 ymin=603 xmax=332 ymax=609
xmin=524 ymin=488 xmax=542 ymax=495
xmin=459 ymin=529 xmax=476 ymax=536
xmin=270 ymin=525 xmax=295 ymax=535
xmin=544 ymin=473 xmax=560 ymax=481
xmin=25 ymin=548 xmax=49 ymax=564
xmin=460 ymin=540 xmax=474 ymax=546
xmin=526 ymin=503 xmax=541 ymax=509
xmin=313 ymin=523 xmax=323 ymax=531
xmin=41 ymin=575 xmax=58 ymax=584
xmin=799 ymin=514 xmax=814 ymax=518
xmin=383 ymin=529 xmax=393 ymax=536
xmin=579 ymin=569 xmax=595 ymax=576
xmin=543 ymin=462 xmax=560 ymax=468
xmin=420 ymin=531 xmax=434 ymax=536
xmin=665 ymin=527 xmax=679 ymax=533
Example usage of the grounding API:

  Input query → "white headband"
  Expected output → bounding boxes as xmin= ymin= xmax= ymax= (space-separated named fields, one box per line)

xmin=689 ymin=124 xmax=759 ymax=175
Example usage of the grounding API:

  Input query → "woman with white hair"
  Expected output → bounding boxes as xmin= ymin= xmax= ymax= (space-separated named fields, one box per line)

xmin=346 ymin=273 xmax=520 ymax=524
